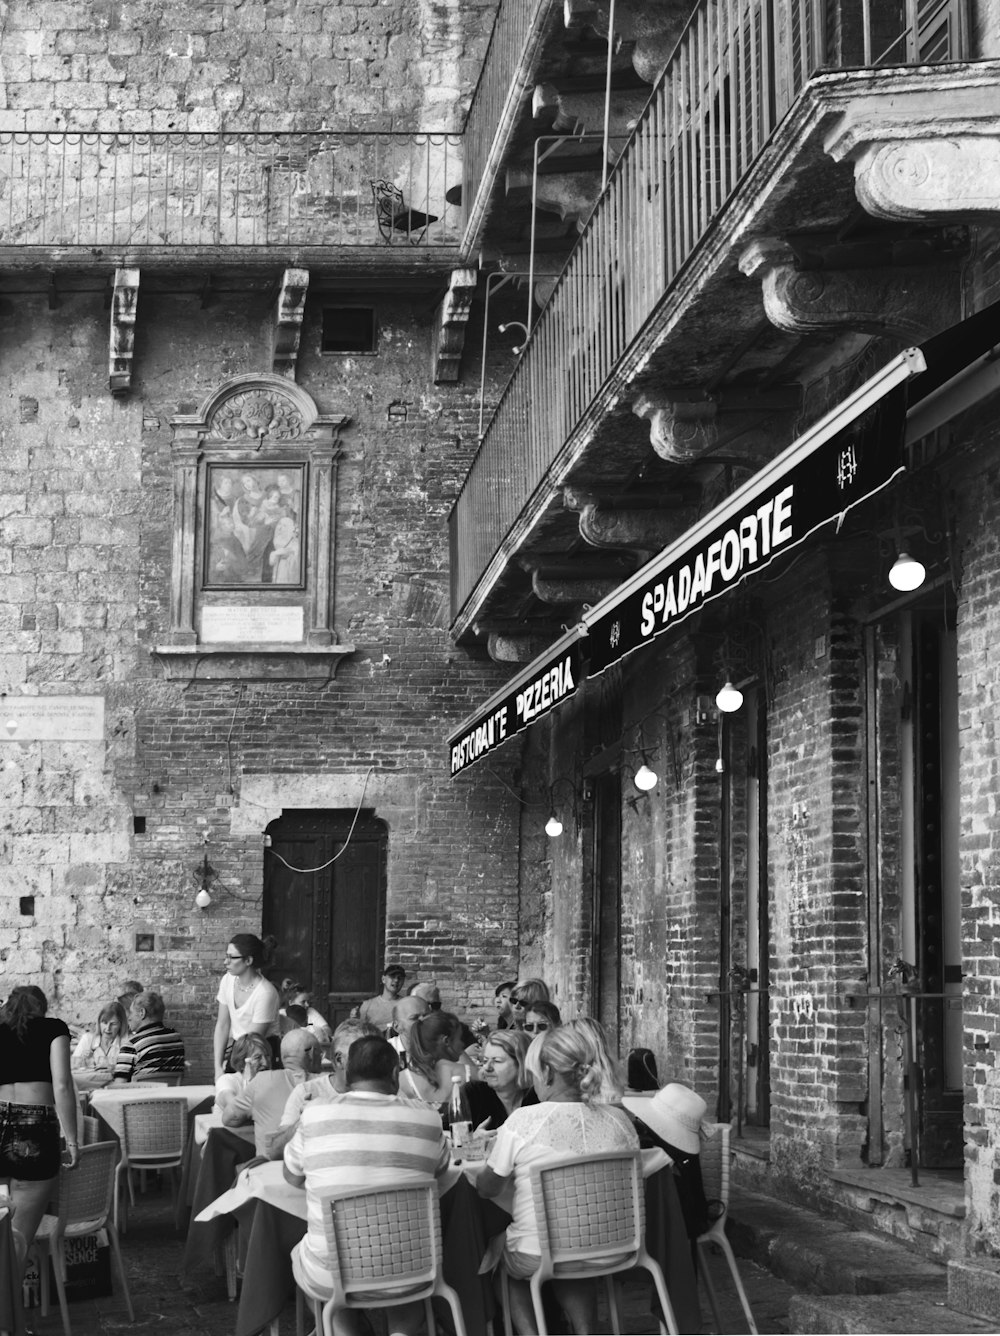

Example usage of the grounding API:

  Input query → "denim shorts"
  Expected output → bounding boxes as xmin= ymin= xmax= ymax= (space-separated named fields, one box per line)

xmin=0 ymin=1100 xmax=61 ymax=1181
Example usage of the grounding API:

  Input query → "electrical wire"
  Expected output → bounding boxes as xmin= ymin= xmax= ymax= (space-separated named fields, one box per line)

xmin=265 ymin=765 xmax=374 ymax=873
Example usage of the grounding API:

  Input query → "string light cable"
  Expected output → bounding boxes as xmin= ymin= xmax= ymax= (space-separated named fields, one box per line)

xmin=264 ymin=765 xmax=375 ymax=873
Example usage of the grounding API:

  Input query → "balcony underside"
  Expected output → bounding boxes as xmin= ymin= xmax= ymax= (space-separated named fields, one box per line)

xmin=451 ymin=63 xmax=995 ymax=646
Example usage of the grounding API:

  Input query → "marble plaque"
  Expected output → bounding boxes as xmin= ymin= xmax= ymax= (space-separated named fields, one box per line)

xmin=200 ymin=605 xmax=304 ymax=644
xmin=1 ymin=695 xmax=105 ymax=741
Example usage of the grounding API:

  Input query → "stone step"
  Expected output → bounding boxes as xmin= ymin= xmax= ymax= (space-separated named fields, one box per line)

xmin=789 ymin=1291 xmax=1000 ymax=1334
xmin=949 ymin=1258 xmax=1000 ymax=1323
xmin=728 ymin=1187 xmax=948 ymax=1296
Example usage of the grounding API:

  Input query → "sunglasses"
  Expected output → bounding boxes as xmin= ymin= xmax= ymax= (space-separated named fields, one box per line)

xmin=225 ymin=953 xmax=245 ymax=961
xmin=522 ymin=1022 xmax=549 ymax=1032
xmin=510 ymin=997 xmax=526 ymax=1008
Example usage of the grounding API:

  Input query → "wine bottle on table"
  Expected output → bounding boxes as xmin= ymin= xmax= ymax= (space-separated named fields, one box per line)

xmin=445 ymin=1073 xmax=472 ymax=1159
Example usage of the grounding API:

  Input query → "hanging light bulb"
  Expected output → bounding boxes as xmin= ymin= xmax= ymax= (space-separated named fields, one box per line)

xmin=888 ymin=550 xmax=926 ymax=592
xmin=715 ymin=680 xmax=744 ymax=713
xmin=194 ymin=887 xmax=212 ymax=910
xmin=544 ymin=813 xmax=563 ymax=838
xmin=715 ymin=756 xmax=725 ymax=774
xmin=634 ymin=761 xmax=658 ymax=792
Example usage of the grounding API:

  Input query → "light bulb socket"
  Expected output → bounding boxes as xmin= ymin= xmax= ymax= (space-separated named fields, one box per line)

xmin=715 ymin=680 xmax=744 ymax=713
xmin=633 ymin=762 xmax=659 ymax=791
xmin=888 ymin=550 xmax=926 ymax=592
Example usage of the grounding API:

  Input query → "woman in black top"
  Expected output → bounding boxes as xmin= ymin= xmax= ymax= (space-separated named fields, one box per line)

xmin=464 ymin=1029 xmax=538 ymax=1130
xmin=0 ymin=985 xmax=79 ymax=1272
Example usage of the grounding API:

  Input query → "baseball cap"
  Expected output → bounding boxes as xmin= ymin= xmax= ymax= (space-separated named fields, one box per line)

xmin=382 ymin=963 xmax=405 ymax=977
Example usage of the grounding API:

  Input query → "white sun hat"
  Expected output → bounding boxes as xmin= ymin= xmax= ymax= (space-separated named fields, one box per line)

xmin=621 ymin=1082 xmax=708 ymax=1155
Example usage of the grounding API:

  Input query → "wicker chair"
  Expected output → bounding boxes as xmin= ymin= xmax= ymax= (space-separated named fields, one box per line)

xmin=500 ymin=1149 xmax=678 ymax=1336
xmin=114 ymin=1096 xmax=189 ymax=1232
xmin=292 ymin=1183 xmax=467 ymax=1336
xmin=35 ymin=1141 xmax=134 ymax=1336
xmin=696 ymin=1123 xmax=758 ymax=1334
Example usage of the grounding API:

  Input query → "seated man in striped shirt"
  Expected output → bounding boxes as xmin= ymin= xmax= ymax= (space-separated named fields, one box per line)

xmin=283 ymin=1034 xmax=451 ymax=1336
xmin=110 ymin=991 xmax=186 ymax=1083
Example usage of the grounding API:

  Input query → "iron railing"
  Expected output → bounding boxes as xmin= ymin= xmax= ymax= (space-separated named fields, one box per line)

xmin=449 ymin=0 xmax=969 ymax=623
xmin=0 ymin=131 xmax=463 ymax=249
xmin=461 ymin=0 xmax=558 ymax=250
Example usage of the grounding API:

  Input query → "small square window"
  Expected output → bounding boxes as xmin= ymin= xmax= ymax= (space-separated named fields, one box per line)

xmin=135 ymin=933 xmax=155 ymax=953
xmin=133 ymin=816 xmax=147 ymax=834
xmin=19 ymin=896 xmax=34 ymax=916
xmin=322 ymin=307 xmax=377 ymax=354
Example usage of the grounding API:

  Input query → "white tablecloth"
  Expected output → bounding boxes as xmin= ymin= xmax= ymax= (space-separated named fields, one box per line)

xmin=90 ymin=1085 xmax=215 ymax=1139
xmin=194 ymin=1111 xmax=256 ymax=1147
xmin=195 ymin=1159 xmax=308 ymax=1223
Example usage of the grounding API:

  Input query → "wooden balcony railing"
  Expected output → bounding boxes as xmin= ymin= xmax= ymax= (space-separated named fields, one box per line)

xmin=449 ymin=0 xmax=969 ymax=625
xmin=0 ymin=131 xmax=463 ymax=250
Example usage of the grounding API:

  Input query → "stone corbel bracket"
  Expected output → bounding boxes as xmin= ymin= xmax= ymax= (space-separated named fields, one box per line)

xmin=632 ymin=393 xmax=719 ymax=462
xmin=487 ymin=632 xmax=559 ymax=663
xmin=109 ymin=267 xmax=140 ymax=396
xmin=563 ymin=487 xmax=688 ymax=554
xmin=739 ymin=238 xmax=960 ymax=340
xmin=825 ymin=92 xmax=1000 ymax=224
xmin=272 ymin=268 xmax=309 ymax=380
xmin=433 ymin=268 xmax=478 ymax=384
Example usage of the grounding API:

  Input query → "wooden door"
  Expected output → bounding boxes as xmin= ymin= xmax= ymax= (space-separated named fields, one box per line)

xmin=262 ymin=809 xmax=388 ymax=1030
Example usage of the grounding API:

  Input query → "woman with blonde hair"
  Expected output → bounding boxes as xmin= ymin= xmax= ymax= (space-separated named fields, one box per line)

xmin=71 ymin=1000 xmax=128 ymax=1089
xmin=477 ymin=1019 xmax=637 ymax=1333
xmin=464 ymin=1029 xmax=538 ymax=1129
xmin=214 ymin=1032 xmax=273 ymax=1113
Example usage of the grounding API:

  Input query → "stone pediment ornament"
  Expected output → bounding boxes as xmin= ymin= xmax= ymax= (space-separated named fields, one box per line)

xmin=174 ymin=373 xmax=345 ymax=446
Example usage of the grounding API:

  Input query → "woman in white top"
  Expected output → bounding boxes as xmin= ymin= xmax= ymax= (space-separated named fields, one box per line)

xmin=71 ymin=1000 xmax=127 ymax=1090
xmin=397 ymin=1010 xmax=477 ymax=1105
xmin=477 ymin=1019 xmax=638 ymax=1334
xmin=213 ymin=932 xmax=280 ymax=1079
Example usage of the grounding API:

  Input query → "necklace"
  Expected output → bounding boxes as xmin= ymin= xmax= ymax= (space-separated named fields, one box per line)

xmin=235 ymin=973 xmax=259 ymax=1000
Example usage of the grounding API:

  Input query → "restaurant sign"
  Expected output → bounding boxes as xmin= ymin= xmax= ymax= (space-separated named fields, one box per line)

xmin=585 ymin=349 xmax=925 ymax=677
xmin=448 ymin=629 xmax=587 ymax=776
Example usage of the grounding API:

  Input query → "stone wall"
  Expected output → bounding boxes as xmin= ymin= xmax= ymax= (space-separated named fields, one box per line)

xmin=0 ymin=285 xmax=523 ymax=1074
xmin=0 ymin=0 xmax=498 ymax=131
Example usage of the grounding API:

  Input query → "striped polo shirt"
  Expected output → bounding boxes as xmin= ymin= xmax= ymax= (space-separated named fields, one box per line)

xmin=284 ymin=1090 xmax=450 ymax=1290
xmin=111 ymin=1021 xmax=186 ymax=1082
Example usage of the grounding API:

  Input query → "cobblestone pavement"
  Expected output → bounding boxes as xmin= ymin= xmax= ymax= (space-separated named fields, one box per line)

xmin=19 ymin=1178 xmax=792 ymax=1336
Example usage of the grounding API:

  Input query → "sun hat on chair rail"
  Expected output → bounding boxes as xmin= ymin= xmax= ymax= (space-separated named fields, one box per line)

xmin=622 ymin=1082 xmax=708 ymax=1154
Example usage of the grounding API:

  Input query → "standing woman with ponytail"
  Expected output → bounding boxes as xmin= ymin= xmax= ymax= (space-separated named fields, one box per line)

xmin=214 ymin=932 xmax=281 ymax=1078
xmin=476 ymin=1019 xmax=637 ymax=1334
xmin=0 ymin=985 xmax=80 ymax=1273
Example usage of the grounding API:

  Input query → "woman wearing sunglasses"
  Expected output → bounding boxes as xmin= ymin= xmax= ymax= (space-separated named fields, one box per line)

xmin=508 ymin=978 xmax=550 ymax=1029
xmin=522 ymin=1000 xmax=561 ymax=1037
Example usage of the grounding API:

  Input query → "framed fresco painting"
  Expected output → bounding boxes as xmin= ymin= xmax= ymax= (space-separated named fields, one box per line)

xmin=204 ymin=463 xmax=306 ymax=589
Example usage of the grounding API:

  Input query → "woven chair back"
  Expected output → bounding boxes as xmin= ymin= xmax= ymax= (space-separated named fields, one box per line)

xmin=120 ymin=1097 xmax=188 ymax=1160
xmin=531 ymin=1150 xmax=644 ymax=1264
xmin=56 ymin=1141 xmax=118 ymax=1231
xmin=319 ymin=1184 xmax=440 ymax=1290
xmin=699 ymin=1123 xmax=730 ymax=1211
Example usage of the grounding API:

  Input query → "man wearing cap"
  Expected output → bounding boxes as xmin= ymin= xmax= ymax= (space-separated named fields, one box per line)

xmin=358 ymin=964 xmax=406 ymax=1031
xmin=622 ymin=1082 xmax=711 ymax=1242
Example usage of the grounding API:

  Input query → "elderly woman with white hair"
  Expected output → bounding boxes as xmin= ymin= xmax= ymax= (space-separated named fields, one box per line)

xmin=476 ymin=1018 xmax=637 ymax=1334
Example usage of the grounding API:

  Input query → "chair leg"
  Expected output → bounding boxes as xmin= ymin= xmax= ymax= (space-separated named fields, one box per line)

xmin=423 ymin=1296 xmax=436 ymax=1334
xmin=107 ymin=1223 xmax=135 ymax=1321
xmin=714 ymin=1234 xmax=759 ymax=1335
xmin=38 ymin=1239 xmax=51 ymax=1317
xmin=528 ymin=1272 xmax=549 ymax=1336
xmin=605 ymin=1274 xmax=622 ymax=1334
xmin=644 ymin=1261 xmax=679 ymax=1336
xmin=499 ymin=1268 xmax=514 ymax=1336
xmin=434 ymin=1278 xmax=468 ymax=1336
xmin=696 ymin=1243 xmax=724 ymax=1335
xmin=50 ymin=1239 xmax=73 ymax=1336
xmin=222 ymin=1231 xmax=238 ymax=1301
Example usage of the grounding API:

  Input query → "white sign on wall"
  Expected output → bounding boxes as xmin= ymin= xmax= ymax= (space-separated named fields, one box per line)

xmin=1 ymin=695 xmax=105 ymax=741
xmin=200 ymin=605 xmax=305 ymax=644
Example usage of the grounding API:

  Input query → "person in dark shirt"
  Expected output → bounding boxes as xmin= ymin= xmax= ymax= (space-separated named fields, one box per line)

xmin=111 ymin=991 xmax=185 ymax=1083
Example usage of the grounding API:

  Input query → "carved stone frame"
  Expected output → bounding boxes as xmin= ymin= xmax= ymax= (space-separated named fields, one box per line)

xmin=155 ymin=373 xmax=354 ymax=680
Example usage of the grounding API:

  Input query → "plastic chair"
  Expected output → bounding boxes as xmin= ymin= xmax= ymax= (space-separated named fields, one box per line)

xmin=35 ymin=1141 xmax=135 ymax=1336
xmin=292 ymin=1183 xmax=467 ymax=1336
xmin=500 ymin=1149 xmax=678 ymax=1336
xmin=696 ymin=1123 xmax=758 ymax=1334
xmin=114 ymin=1096 xmax=189 ymax=1232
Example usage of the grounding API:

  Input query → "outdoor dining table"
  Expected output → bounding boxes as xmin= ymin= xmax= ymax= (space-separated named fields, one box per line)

xmin=88 ymin=1084 xmax=216 ymax=1140
xmin=0 ymin=1205 xmax=26 ymax=1336
xmin=180 ymin=1124 xmax=261 ymax=1264
xmin=195 ymin=1149 xmax=701 ymax=1336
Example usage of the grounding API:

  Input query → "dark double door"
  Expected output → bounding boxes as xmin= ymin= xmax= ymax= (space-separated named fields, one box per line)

xmin=262 ymin=809 xmax=387 ymax=1029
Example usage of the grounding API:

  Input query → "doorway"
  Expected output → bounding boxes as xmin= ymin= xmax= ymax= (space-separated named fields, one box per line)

xmin=591 ymin=771 xmax=622 ymax=1053
xmin=898 ymin=608 xmax=963 ymax=1167
xmin=262 ymin=809 xmax=388 ymax=1029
